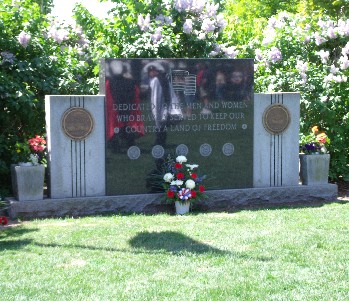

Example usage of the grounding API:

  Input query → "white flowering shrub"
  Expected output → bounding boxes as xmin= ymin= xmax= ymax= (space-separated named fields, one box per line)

xmin=252 ymin=12 xmax=349 ymax=180
xmin=0 ymin=0 xmax=96 ymax=193
xmin=1 ymin=0 xmax=348 ymax=193
xmin=75 ymin=0 xmax=240 ymax=59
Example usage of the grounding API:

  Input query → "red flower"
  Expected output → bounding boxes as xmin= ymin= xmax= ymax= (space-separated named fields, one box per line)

xmin=0 ymin=216 xmax=9 ymax=226
xmin=175 ymin=163 xmax=182 ymax=169
xmin=176 ymin=172 xmax=185 ymax=180
xmin=191 ymin=173 xmax=198 ymax=179
xmin=167 ymin=190 xmax=175 ymax=198
xmin=28 ymin=135 xmax=46 ymax=153
xmin=199 ymin=185 xmax=205 ymax=193
xmin=191 ymin=191 xmax=197 ymax=198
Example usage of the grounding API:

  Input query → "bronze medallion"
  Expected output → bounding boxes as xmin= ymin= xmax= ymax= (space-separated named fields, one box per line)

xmin=62 ymin=107 xmax=94 ymax=140
xmin=263 ymin=104 xmax=290 ymax=135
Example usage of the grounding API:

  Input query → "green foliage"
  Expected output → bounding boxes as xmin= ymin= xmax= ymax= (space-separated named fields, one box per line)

xmin=1 ymin=0 xmax=348 ymax=196
xmin=252 ymin=12 xmax=349 ymax=180
xmin=0 ymin=0 xmax=96 ymax=194
xmin=299 ymin=0 xmax=349 ymax=19
xmin=75 ymin=0 xmax=228 ymax=59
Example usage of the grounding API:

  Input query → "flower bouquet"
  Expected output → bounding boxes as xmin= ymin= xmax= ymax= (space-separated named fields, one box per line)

xmin=27 ymin=135 xmax=47 ymax=165
xmin=299 ymin=126 xmax=330 ymax=154
xmin=299 ymin=126 xmax=331 ymax=185
xmin=162 ymin=155 xmax=206 ymax=214
xmin=0 ymin=199 xmax=9 ymax=227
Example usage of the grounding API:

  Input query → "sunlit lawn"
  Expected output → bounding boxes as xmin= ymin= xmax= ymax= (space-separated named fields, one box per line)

xmin=1 ymin=201 xmax=349 ymax=301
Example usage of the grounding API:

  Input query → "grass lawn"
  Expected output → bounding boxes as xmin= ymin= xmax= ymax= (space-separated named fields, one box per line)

xmin=1 ymin=201 xmax=349 ymax=301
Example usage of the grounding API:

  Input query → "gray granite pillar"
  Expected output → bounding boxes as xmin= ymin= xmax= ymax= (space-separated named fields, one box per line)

xmin=253 ymin=93 xmax=300 ymax=187
xmin=45 ymin=95 xmax=105 ymax=198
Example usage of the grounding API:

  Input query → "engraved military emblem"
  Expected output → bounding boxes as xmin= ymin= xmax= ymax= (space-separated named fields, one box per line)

xmin=152 ymin=145 xmax=165 ymax=159
xmin=127 ymin=146 xmax=141 ymax=160
xmin=263 ymin=104 xmax=290 ymax=135
xmin=176 ymin=144 xmax=189 ymax=156
xmin=222 ymin=143 xmax=235 ymax=156
xmin=62 ymin=107 xmax=94 ymax=140
xmin=200 ymin=143 xmax=212 ymax=157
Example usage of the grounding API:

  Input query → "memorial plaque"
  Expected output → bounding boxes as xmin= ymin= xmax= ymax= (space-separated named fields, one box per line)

xmin=263 ymin=104 xmax=290 ymax=135
xmin=62 ymin=107 xmax=94 ymax=140
xmin=100 ymin=58 xmax=254 ymax=195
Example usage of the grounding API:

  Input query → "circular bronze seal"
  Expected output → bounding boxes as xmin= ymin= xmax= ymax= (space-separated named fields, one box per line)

xmin=263 ymin=104 xmax=290 ymax=135
xmin=62 ymin=107 xmax=94 ymax=140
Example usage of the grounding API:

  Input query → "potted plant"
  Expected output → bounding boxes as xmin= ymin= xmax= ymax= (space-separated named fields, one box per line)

xmin=299 ymin=126 xmax=331 ymax=185
xmin=0 ymin=198 xmax=9 ymax=227
xmin=11 ymin=135 xmax=47 ymax=201
xmin=162 ymin=155 xmax=206 ymax=214
xmin=0 ymin=216 xmax=9 ymax=227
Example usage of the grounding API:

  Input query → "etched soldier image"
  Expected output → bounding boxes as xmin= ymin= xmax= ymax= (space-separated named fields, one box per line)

xmin=105 ymin=60 xmax=144 ymax=153
xmin=225 ymin=69 xmax=253 ymax=102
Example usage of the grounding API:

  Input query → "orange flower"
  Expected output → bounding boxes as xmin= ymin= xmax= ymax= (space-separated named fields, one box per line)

xmin=316 ymin=133 xmax=327 ymax=144
xmin=311 ymin=126 xmax=319 ymax=134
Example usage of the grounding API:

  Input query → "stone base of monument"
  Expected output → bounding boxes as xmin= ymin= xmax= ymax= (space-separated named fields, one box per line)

xmin=7 ymin=184 xmax=337 ymax=219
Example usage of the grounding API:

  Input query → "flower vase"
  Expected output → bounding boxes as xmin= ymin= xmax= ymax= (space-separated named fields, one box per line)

xmin=175 ymin=201 xmax=190 ymax=215
xmin=11 ymin=164 xmax=45 ymax=201
xmin=299 ymin=154 xmax=330 ymax=185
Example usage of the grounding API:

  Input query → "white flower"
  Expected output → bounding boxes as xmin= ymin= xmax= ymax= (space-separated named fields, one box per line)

xmin=342 ymin=42 xmax=349 ymax=55
xmin=176 ymin=156 xmax=187 ymax=163
xmin=330 ymin=64 xmax=339 ymax=74
xmin=29 ymin=154 xmax=39 ymax=165
xmin=185 ymin=179 xmax=196 ymax=189
xmin=223 ymin=46 xmax=238 ymax=59
xmin=186 ymin=164 xmax=199 ymax=170
xmin=216 ymin=14 xmax=226 ymax=30
xmin=183 ymin=19 xmax=193 ymax=34
xmin=138 ymin=14 xmax=151 ymax=31
xmin=339 ymin=55 xmax=349 ymax=70
xmin=201 ymin=18 xmax=216 ymax=33
xmin=163 ymin=173 xmax=174 ymax=183
xmin=316 ymin=50 xmax=330 ymax=64
xmin=171 ymin=180 xmax=183 ymax=186
xmin=314 ymin=33 xmax=326 ymax=45
xmin=296 ymin=60 xmax=308 ymax=73
xmin=268 ymin=47 xmax=282 ymax=63
xmin=198 ymin=32 xmax=206 ymax=40
xmin=255 ymin=49 xmax=263 ymax=61
xmin=18 ymin=31 xmax=31 ymax=48
xmin=151 ymin=27 xmax=163 ymax=43
xmin=303 ymin=36 xmax=311 ymax=44
xmin=327 ymin=27 xmax=337 ymax=39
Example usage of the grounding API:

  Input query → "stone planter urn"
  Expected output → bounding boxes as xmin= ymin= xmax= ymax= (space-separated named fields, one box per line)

xmin=299 ymin=154 xmax=330 ymax=185
xmin=11 ymin=163 xmax=45 ymax=201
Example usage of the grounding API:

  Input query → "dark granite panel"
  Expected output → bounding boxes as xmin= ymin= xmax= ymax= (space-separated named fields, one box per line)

xmin=101 ymin=58 xmax=254 ymax=195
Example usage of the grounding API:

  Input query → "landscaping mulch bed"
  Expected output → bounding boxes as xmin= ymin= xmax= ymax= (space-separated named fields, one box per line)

xmin=336 ymin=180 xmax=349 ymax=200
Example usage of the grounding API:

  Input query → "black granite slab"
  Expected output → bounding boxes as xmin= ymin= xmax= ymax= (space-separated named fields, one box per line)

xmin=100 ymin=58 xmax=254 ymax=195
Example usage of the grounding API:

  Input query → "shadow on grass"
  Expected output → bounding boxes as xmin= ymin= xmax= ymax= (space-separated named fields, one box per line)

xmin=0 ymin=227 xmax=38 ymax=251
xmin=0 ymin=238 xmax=34 ymax=251
xmin=129 ymin=230 xmax=227 ymax=255
xmin=0 ymin=226 xmax=38 ymax=238
xmin=33 ymin=233 xmax=273 ymax=262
